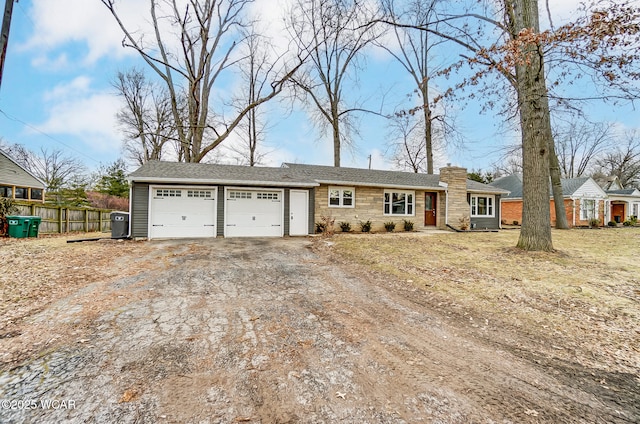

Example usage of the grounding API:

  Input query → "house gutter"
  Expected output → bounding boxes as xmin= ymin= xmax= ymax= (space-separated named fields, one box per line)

xmin=127 ymin=177 xmax=319 ymax=188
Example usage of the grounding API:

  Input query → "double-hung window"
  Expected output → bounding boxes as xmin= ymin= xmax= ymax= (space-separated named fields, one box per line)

xmin=384 ymin=190 xmax=414 ymax=216
xmin=580 ymin=199 xmax=597 ymax=220
xmin=470 ymin=195 xmax=494 ymax=217
xmin=328 ymin=187 xmax=354 ymax=208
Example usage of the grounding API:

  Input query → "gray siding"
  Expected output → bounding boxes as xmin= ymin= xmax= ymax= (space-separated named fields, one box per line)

xmin=284 ymin=189 xmax=290 ymax=236
xmin=131 ymin=183 xmax=149 ymax=238
xmin=469 ymin=194 xmax=501 ymax=229
xmin=308 ymin=188 xmax=315 ymax=234
xmin=0 ymin=153 xmax=45 ymax=188
xmin=217 ymin=185 xmax=225 ymax=237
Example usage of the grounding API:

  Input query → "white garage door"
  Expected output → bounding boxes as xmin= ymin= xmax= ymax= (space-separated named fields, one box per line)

xmin=150 ymin=187 xmax=217 ymax=239
xmin=225 ymin=189 xmax=283 ymax=237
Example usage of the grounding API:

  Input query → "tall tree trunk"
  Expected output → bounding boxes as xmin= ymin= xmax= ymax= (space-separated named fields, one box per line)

xmin=333 ymin=123 xmax=341 ymax=167
xmin=508 ymin=0 xmax=554 ymax=251
xmin=422 ymin=91 xmax=434 ymax=174
xmin=332 ymin=101 xmax=341 ymax=167
xmin=549 ymin=141 xmax=570 ymax=229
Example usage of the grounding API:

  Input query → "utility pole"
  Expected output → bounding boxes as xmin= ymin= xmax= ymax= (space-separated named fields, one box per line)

xmin=0 ymin=0 xmax=17 ymax=91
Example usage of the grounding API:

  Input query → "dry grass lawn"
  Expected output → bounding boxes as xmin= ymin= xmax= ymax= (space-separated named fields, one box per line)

xmin=330 ymin=227 xmax=640 ymax=374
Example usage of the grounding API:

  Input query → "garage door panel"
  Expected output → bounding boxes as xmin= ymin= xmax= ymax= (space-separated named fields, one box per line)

xmin=225 ymin=189 xmax=283 ymax=237
xmin=150 ymin=187 xmax=216 ymax=239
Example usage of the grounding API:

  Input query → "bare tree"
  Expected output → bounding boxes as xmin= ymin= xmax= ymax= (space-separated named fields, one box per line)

xmin=555 ymin=121 xmax=614 ymax=178
xmin=288 ymin=0 xmax=380 ymax=167
xmin=226 ymin=29 xmax=278 ymax=166
xmin=0 ymin=142 xmax=86 ymax=191
xmin=386 ymin=113 xmax=426 ymax=173
xmin=113 ymin=68 xmax=179 ymax=165
xmin=596 ymin=130 xmax=640 ymax=188
xmin=101 ymin=0 xmax=301 ymax=163
xmin=380 ymin=0 xmax=640 ymax=249
xmin=378 ymin=0 xmax=450 ymax=174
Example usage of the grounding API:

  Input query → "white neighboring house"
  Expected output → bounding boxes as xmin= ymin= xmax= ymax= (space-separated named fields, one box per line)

xmin=601 ymin=176 xmax=640 ymax=224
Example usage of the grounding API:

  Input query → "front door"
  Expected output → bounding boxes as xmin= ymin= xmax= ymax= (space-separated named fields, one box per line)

xmin=424 ymin=192 xmax=437 ymax=226
xmin=612 ymin=203 xmax=625 ymax=223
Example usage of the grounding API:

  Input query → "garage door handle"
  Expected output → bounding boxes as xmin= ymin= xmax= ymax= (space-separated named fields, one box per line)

xmin=227 ymin=224 xmax=236 ymax=227
xmin=152 ymin=224 xmax=164 ymax=227
xmin=271 ymin=224 xmax=281 ymax=227
xmin=203 ymin=224 xmax=215 ymax=227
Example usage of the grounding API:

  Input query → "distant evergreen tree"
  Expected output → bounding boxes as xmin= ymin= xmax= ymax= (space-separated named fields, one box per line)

xmin=94 ymin=159 xmax=130 ymax=198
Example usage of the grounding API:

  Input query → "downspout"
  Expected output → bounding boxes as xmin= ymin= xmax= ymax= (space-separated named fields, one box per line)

xmin=439 ymin=181 xmax=449 ymax=226
xmin=571 ymin=198 xmax=576 ymax=227
xmin=126 ymin=179 xmax=133 ymax=239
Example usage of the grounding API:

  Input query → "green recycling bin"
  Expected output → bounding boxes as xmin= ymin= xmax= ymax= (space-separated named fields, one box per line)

xmin=6 ymin=216 xmax=30 ymax=239
xmin=27 ymin=216 xmax=42 ymax=237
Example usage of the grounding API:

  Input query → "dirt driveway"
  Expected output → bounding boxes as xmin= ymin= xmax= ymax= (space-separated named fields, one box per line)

xmin=1 ymin=237 xmax=637 ymax=423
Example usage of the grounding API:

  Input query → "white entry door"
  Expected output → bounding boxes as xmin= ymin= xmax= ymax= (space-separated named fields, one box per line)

xmin=149 ymin=187 xmax=217 ymax=239
xmin=289 ymin=190 xmax=309 ymax=236
xmin=225 ymin=188 xmax=283 ymax=237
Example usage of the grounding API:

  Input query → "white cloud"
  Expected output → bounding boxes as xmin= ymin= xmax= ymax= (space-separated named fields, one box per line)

xmin=21 ymin=0 xmax=149 ymax=66
xmin=35 ymin=77 xmax=122 ymax=152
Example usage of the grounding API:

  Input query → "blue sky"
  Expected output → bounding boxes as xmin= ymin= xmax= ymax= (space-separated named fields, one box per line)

xmin=0 ymin=0 xmax=637 ymax=175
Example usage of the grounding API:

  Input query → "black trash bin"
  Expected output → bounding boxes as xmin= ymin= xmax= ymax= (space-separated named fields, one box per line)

xmin=110 ymin=212 xmax=129 ymax=239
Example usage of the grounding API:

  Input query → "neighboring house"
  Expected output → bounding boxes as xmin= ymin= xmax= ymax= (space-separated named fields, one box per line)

xmin=0 ymin=149 xmax=45 ymax=202
xmin=600 ymin=176 xmax=640 ymax=223
xmin=490 ymin=174 xmax=608 ymax=227
xmin=127 ymin=161 xmax=506 ymax=239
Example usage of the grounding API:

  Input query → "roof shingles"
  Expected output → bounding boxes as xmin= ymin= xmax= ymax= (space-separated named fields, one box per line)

xmin=128 ymin=161 xmax=506 ymax=193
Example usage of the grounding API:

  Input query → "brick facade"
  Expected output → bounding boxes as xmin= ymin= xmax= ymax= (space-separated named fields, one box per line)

xmin=500 ymin=198 xmax=606 ymax=227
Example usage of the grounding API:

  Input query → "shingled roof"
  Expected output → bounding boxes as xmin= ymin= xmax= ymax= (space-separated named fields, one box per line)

xmin=282 ymin=163 xmax=442 ymax=189
xmin=128 ymin=161 xmax=319 ymax=187
xmin=490 ymin=174 xmax=593 ymax=199
xmin=283 ymin=163 xmax=508 ymax=193
xmin=128 ymin=161 xmax=506 ymax=193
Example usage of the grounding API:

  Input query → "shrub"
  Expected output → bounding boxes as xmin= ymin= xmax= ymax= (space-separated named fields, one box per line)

xmin=403 ymin=219 xmax=414 ymax=231
xmin=384 ymin=221 xmax=396 ymax=232
xmin=588 ymin=218 xmax=600 ymax=228
xmin=626 ymin=216 xmax=638 ymax=226
xmin=0 ymin=198 xmax=18 ymax=237
xmin=359 ymin=220 xmax=372 ymax=233
xmin=315 ymin=222 xmax=325 ymax=233
xmin=318 ymin=215 xmax=335 ymax=236
xmin=339 ymin=221 xmax=351 ymax=232
xmin=512 ymin=220 xmax=519 ymax=225
xmin=623 ymin=220 xmax=632 ymax=226
xmin=607 ymin=221 xmax=617 ymax=227
xmin=458 ymin=215 xmax=470 ymax=230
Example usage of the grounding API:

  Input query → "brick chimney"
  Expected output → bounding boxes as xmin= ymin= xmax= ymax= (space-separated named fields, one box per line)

xmin=439 ymin=165 xmax=469 ymax=228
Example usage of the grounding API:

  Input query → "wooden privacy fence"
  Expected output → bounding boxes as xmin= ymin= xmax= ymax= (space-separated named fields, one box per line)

xmin=11 ymin=201 xmax=114 ymax=234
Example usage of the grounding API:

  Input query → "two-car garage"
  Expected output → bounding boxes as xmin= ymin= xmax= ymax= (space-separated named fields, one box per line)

xmin=129 ymin=161 xmax=316 ymax=240
xmin=148 ymin=186 xmax=288 ymax=239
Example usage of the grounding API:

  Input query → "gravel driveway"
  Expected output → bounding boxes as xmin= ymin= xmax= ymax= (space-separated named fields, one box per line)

xmin=1 ymin=237 xmax=636 ymax=423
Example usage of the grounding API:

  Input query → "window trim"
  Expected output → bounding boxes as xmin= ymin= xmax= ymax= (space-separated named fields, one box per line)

xmin=328 ymin=186 xmax=355 ymax=208
xmin=579 ymin=198 xmax=598 ymax=221
xmin=470 ymin=195 xmax=495 ymax=218
xmin=383 ymin=189 xmax=415 ymax=216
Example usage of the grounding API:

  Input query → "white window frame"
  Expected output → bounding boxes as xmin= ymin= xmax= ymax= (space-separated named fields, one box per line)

xmin=328 ymin=186 xmax=355 ymax=208
xmin=470 ymin=195 xmax=495 ymax=218
xmin=383 ymin=190 xmax=415 ymax=216
xmin=580 ymin=198 xmax=597 ymax=221
xmin=632 ymin=202 xmax=639 ymax=218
